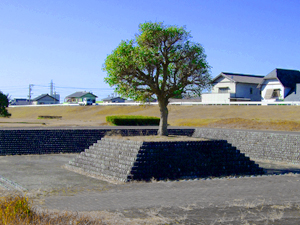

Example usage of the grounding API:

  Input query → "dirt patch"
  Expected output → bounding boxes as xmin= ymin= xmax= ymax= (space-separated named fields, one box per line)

xmin=204 ymin=117 xmax=300 ymax=132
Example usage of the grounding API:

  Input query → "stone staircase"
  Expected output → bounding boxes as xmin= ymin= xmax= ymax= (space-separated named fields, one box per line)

xmin=66 ymin=138 xmax=143 ymax=182
xmin=66 ymin=138 xmax=264 ymax=183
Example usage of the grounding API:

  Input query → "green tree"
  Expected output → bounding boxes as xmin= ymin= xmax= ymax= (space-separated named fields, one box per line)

xmin=103 ymin=22 xmax=211 ymax=136
xmin=0 ymin=91 xmax=11 ymax=117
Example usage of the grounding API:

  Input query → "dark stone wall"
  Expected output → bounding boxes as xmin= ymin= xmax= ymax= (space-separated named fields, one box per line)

xmin=129 ymin=140 xmax=263 ymax=181
xmin=1 ymin=127 xmax=300 ymax=165
xmin=193 ymin=128 xmax=300 ymax=164
xmin=0 ymin=128 xmax=194 ymax=155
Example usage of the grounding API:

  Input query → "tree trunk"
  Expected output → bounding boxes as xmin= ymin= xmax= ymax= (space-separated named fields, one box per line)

xmin=157 ymin=99 xmax=169 ymax=136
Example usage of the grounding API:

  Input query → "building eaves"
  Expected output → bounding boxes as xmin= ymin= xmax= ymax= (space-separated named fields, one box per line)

xmin=32 ymin=94 xmax=58 ymax=101
xmin=102 ymin=97 xmax=124 ymax=101
xmin=66 ymin=91 xmax=97 ymax=98
xmin=212 ymin=72 xmax=264 ymax=84
xmin=258 ymin=68 xmax=300 ymax=88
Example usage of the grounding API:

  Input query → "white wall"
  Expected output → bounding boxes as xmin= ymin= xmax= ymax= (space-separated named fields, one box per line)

xmin=260 ymin=79 xmax=284 ymax=101
xmin=202 ymin=93 xmax=231 ymax=103
xmin=211 ymin=77 xmax=236 ymax=93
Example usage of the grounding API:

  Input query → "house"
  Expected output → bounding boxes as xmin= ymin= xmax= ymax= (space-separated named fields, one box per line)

xmin=202 ymin=72 xmax=264 ymax=103
xmin=65 ymin=91 xmax=97 ymax=104
xmin=102 ymin=96 xmax=126 ymax=103
xmin=10 ymin=98 xmax=30 ymax=105
xmin=258 ymin=68 xmax=300 ymax=102
xmin=32 ymin=94 xmax=59 ymax=105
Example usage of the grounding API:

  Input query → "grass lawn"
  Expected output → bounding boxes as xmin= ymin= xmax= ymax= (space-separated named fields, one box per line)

xmin=1 ymin=105 xmax=300 ymax=131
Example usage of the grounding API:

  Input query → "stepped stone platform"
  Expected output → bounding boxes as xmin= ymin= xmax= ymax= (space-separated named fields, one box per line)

xmin=65 ymin=136 xmax=264 ymax=183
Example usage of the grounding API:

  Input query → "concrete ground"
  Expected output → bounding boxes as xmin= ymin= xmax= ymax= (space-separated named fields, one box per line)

xmin=1 ymin=153 xmax=300 ymax=224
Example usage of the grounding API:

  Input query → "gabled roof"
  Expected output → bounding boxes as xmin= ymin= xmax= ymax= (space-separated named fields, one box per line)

xmin=259 ymin=68 xmax=300 ymax=88
xmin=32 ymin=94 xmax=58 ymax=101
xmin=66 ymin=91 xmax=98 ymax=98
xmin=212 ymin=72 xmax=264 ymax=84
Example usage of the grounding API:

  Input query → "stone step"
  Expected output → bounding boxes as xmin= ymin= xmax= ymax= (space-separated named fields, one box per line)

xmin=69 ymin=162 xmax=130 ymax=178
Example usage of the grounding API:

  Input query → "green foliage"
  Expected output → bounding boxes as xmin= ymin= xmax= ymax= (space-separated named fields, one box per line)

xmin=106 ymin=115 xmax=160 ymax=126
xmin=0 ymin=91 xmax=11 ymax=117
xmin=103 ymin=21 xmax=211 ymax=135
xmin=103 ymin=21 xmax=211 ymax=102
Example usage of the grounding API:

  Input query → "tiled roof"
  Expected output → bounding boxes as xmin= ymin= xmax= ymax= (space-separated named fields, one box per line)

xmin=66 ymin=91 xmax=97 ymax=98
xmin=261 ymin=68 xmax=300 ymax=88
xmin=213 ymin=72 xmax=264 ymax=84
xmin=32 ymin=94 xmax=58 ymax=101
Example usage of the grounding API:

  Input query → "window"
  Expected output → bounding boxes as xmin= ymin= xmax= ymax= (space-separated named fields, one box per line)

xmin=272 ymin=89 xmax=280 ymax=98
xmin=250 ymin=88 xmax=253 ymax=95
xmin=264 ymin=89 xmax=281 ymax=99
xmin=219 ymin=87 xmax=229 ymax=93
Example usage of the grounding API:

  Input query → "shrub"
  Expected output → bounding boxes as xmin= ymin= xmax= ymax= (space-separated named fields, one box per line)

xmin=0 ymin=91 xmax=11 ymax=118
xmin=106 ymin=115 xmax=160 ymax=126
xmin=0 ymin=195 xmax=105 ymax=224
xmin=0 ymin=195 xmax=32 ymax=224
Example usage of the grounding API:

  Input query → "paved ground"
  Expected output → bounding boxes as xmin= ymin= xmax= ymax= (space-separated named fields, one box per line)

xmin=1 ymin=153 xmax=300 ymax=224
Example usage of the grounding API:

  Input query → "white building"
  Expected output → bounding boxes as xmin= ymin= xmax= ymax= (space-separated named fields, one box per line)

xmin=202 ymin=72 xmax=264 ymax=103
xmin=258 ymin=68 xmax=300 ymax=102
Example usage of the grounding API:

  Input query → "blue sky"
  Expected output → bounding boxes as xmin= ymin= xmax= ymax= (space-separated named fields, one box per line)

xmin=0 ymin=0 xmax=299 ymax=101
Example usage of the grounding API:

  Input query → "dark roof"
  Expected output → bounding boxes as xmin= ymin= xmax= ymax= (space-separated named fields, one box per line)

xmin=66 ymin=91 xmax=97 ymax=98
xmin=102 ymin=96 xmax=125 ymax=101
xmin=285 ymin=84 xmax=300 ymax=101
xmin=260 ymin=68 xmax=300 ymax=88
xmin=32 ymin=94 xmax=58 ymax=101
xmin=212 ymin=72 xmax=264 ymax=84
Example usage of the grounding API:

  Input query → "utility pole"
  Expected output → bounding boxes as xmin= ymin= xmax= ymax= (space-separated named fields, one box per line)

xmin=28 ymin=84 xmax=34 ymax=104
xmin=50 ymin=80 xmax=54 ymax=96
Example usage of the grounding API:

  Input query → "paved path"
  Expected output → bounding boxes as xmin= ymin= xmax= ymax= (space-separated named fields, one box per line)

xmin=1 ymin=154 xmax=300 ymax=224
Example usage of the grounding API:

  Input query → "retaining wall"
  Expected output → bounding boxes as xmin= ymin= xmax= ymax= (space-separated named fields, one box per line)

xmin=0 ymin=128 xmax=194 ymax=155
xmin=193 ymin=128 xmax=300 ymax=164
xmin=1 ymin=127 xmax=300 ymax=165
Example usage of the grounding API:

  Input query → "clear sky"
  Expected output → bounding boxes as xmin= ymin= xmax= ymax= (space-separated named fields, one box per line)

xmin=0 ymin=0 xmax=299 ymax=101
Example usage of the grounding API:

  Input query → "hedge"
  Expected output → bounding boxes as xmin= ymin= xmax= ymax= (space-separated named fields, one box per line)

xmin=106 ymin=115 xmax=160 ymax=126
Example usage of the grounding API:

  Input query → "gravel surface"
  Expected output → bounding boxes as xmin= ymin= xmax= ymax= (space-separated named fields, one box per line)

xmin=1 ymin=154 xmax=300 ymax=224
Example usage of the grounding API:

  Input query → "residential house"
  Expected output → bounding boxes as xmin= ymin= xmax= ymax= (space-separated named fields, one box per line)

xmin=202 ymin=72 xmax=264 ymax=103
xmin=32 ymin=94 xmax=59 ymax=105
xmin=65 ymin=91 xmax=97 ymax=104
xmin=10 ymin=98 xmax=30 ymax=105
xmin=102 ymin=96 xmax=126 ymax=103
xmin=258 ymin=68 xmax=300 ymax=102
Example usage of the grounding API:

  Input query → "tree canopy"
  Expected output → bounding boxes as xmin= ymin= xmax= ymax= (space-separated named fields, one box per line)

xmin=0 ymin=91 xmax=11 ymax=117
xmin=103 ymin=22 xmax=211 ymax=135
